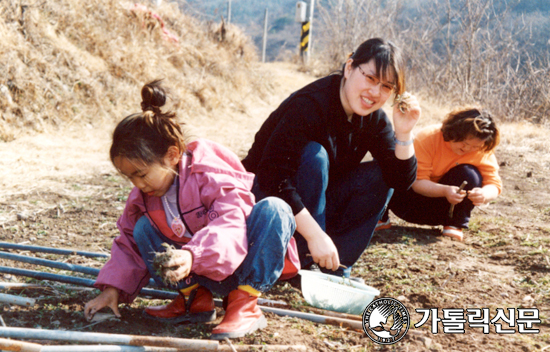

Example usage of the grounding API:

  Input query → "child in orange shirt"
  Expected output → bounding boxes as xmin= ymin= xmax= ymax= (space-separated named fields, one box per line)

xmin=377 ymin=107 xmax=501 ymax=241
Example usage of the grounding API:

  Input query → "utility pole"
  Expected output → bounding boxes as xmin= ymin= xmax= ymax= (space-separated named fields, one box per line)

xmin=227 ymin=0 xmax=232 ymax=24
xmin=262 ymin=8 xmax=269 ymax=63
xmin=307 ymin=0 xmax=315 ymax=62
xmin=296 ymin=0 xmax=315 ymax=64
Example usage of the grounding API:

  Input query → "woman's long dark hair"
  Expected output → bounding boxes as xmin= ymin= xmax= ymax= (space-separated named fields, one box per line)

xmin=343 ymin=38 xmax=406 ymax=95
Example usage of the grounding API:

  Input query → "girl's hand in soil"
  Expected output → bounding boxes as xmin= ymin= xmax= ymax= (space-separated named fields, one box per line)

xmin=162 ymin=249 xmax=193 ymax=283
xmin=444 ymin=185 xmax=467 ymax=205
xmin=84 ymin=286 xmax=121 ymax=321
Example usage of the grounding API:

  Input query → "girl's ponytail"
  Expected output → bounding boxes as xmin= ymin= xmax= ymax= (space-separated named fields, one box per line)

xmin=141 ymin=80 xmax=167 ymax=115
xmin=140 ymin=80 xmax=176 ymax=121
xmin=110 ymin=80 xmax=186 ymax=167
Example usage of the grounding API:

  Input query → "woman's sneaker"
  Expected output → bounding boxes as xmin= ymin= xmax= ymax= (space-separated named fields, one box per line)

xmin=442 ymin=226 xmax=464 ymax=241
xmin=375 ymin=219 xmax=391 ymax=231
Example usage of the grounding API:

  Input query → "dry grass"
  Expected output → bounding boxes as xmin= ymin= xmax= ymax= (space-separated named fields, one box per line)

xmin=0 ymin=61 xmax=315 ymax=209
xmin=0 ymin=0 xmax=318 ymax=207
xmin=0 ymin=0 xmax=266 ymax=141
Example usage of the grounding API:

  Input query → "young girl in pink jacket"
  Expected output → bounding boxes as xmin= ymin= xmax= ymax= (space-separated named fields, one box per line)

xmin=84 ymin=80 xmax=299 ymax=340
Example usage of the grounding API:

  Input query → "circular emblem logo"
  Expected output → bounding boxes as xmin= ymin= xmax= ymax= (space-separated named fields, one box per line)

xmin=362 ymin=297 xmax=410 ymax=345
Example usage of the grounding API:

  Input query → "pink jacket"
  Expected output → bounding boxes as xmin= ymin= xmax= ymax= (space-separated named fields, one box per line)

xmin=95 ymin=139 xmax=299 ymax=303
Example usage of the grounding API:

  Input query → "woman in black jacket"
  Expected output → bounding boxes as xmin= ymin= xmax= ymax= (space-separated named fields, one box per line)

xmin=242 ymin=38 xmax=421 ymax=277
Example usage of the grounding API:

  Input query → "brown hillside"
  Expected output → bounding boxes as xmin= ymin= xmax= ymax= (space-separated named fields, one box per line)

xmin=0 ymin=0 xmax=269 ymax=141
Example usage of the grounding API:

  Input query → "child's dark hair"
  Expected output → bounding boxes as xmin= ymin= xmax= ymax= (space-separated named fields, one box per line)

xmin=441 ymin=107 xmax=500 ymax=152
xmin=343 ymin=38 xmax=406 ymax=95
xmin=110 ymin=80 xmax=186 ymax=167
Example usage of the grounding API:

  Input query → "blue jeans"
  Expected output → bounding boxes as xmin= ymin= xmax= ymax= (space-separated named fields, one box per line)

xmin=386 ymin=164 xmax=482 ymax=228
xmin=133 ymin=197 xmax=296 ymax=296
xmin=252 ymin=142 xmax=392 ymax=276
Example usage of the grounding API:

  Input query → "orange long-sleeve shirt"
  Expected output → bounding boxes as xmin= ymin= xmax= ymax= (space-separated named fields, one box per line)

xmin=414 ymin=125 xmax=502 ymax=194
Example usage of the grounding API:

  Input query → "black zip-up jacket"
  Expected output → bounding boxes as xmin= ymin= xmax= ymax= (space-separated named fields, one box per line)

xmin=242 ymin=74 xmax=417 ymax=215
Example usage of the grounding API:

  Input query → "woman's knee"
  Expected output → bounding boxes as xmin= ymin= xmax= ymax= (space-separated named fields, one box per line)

xmin=254 ymin=196 xmax=291 ymax=211
xmin=294 ymin=143 xmax=330 ymax=206
xmin=444 ymin=164 xmax=483 ymax=189
xmin=253 ymin=197 xmax=294 ymax=224
xmin=299 ymin=142 xmax=329 ymax=177
xmin=249 ymin=197 xmax=296 ymax=240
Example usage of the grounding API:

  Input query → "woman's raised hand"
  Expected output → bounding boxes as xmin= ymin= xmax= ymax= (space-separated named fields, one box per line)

xmin=392 ymin=93 xmax=421 ymax=136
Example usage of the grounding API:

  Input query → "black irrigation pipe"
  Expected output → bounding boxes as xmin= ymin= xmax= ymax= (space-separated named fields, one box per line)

xmin=0 ymin=242 xmax=109 ymax=258
xmin=0 ymin=257 xmax=364 ymax=330
xmin=0 ymin=249 xmax=158 ymax=288
xmin=0 ymin=243 xmax=321 ymax=314
xmin=0 ymin=266 xmax=177 ymax=300
xmin=0 ymin=266 xmax=363 ymax=331
xmin=0 ymin=251 xmax=100 ymax=276
xmin=0 ymin=245 xmax=316 ymax=320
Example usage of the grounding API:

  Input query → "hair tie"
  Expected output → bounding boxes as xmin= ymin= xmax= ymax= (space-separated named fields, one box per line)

xmin=141 ymin=102 xmax=161 ymax=115
xmin=474 ymin=114 xmax=493 ymax=134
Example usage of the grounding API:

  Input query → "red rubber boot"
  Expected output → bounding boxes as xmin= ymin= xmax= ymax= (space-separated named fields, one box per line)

xmin=144 ymin=285 xmax=216 ymax=323
xmin=210 ymin=285 xmax=267 ymax=340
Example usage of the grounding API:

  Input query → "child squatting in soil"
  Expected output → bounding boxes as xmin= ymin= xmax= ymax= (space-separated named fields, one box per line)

xmin=84 ymin=80 xmax=299 ymax=340
xmin=377 ymin=107 xmax=502 ymax=241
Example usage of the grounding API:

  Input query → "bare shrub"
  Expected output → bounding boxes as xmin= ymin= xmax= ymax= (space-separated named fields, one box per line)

xmin=316 ymin=0 xmax=403 ymax=70
xmin=315 ymin=0 xmax=550 ymax=123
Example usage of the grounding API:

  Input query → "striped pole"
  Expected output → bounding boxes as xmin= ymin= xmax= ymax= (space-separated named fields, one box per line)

xmin=300 ymin=20 xmax=310 ymax=60
xmin=299 ymin=0 xmax=315 ymax=64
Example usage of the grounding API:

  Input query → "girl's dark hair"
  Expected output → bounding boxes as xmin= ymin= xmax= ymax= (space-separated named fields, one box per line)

xmin=344 ymin=38 xmax=406 ymax=95
xmin=110 ymin=80 xmax=186 ymax=166
xmin=441 ymin=107 xmax=500 ymax=152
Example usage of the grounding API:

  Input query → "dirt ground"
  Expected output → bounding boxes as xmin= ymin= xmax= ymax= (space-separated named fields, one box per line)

xmin=0 ymin=63 xmax=548 ymax=351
